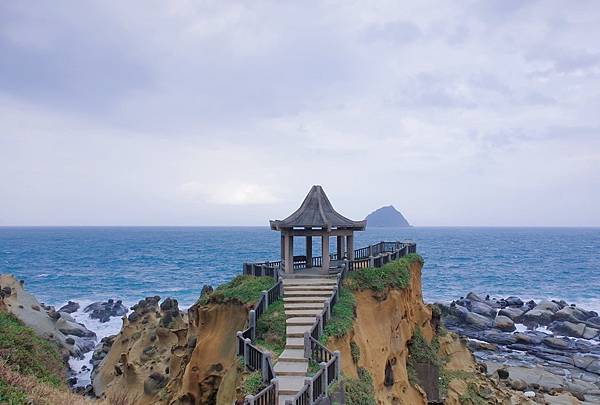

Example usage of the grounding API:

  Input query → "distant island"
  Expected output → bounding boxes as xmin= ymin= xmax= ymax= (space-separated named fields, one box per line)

xmin=366 ymin=205 xmax=411 ymax=227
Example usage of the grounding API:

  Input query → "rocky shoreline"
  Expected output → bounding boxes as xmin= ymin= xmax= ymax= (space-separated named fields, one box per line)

xmin=439 ymin=292 xmax=600 ymax=403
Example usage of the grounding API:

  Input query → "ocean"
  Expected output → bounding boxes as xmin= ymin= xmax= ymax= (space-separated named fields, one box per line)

xmin=2 ymin=226 xmax=599 ymax=386
xmin=1 ymin=226 xmax=599 ymax=311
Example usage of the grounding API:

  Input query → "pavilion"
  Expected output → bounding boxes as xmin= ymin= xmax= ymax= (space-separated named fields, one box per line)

xmin=270 ymin=185 xmax=366 ymax=274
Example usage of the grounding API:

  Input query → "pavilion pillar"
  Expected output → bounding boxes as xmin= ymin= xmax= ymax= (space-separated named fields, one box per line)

xmin=280 ymin=234 xmax=285 ymax=264
xmin=347 ymin=234 xmax=354 ymax=260
xmin=306 ymin=236 xmax=313 ymax=268
xmin=284 ymin=233 xmax=294 ymax=274
xmin=322 ymin=233 xmax=330 ymax=271
xmin=336 ymin=235 xmax=346 ymax=259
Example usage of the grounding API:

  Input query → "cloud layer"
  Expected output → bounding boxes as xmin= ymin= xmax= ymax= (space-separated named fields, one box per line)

xmin=1 ymin=1 xmax=599 ymax=226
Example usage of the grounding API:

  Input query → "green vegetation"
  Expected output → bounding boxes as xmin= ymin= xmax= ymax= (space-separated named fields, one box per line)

xmin=350 ymin=341 xmax=360 ymax=364
xmin=256 ymin=299 xmax=286 ymax=356
xmin=0 ymin=312 xmax=64 ymax=387
xmin=0 ymin=377 xmax=28 ymax=405
xmin=240 ymin=370 xmax=263 ymax=397
xmin=406 ymin=327 xmax=444 ymax=388
xmin=201 ymin=275 xmax=275 ymax=304
xmin=307 ymin=359 xmax=321 ymax=376
xmin=458 ymin=382 xmax=487 ymax=405
xmin=0 ymin=312 xmax=67 ymax=404
xmin=341 ymin=368 xmax=376 ymax=405
xmin=439 ymin=369 xmax=474 ymax=398
xmin=345 ymin=254 xmax=423 ymax=292
xmin=322 ymin=288 xmax=356 ymax=340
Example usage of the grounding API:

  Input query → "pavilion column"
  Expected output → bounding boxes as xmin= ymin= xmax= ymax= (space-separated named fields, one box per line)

xmin=306 ymin=236 xmax=313 ymax=268
xmin=346 ymin=234 xmax=354 ymax=260
xmin=336 ymin=235 xmax=346 ymax=259
xmin=280 ymin=234 xmax=285 ymax=264
xmin=322 ymin=233 xmax=330 ymax=271
xmin=284 ymin=233 xmax=294 ymax=274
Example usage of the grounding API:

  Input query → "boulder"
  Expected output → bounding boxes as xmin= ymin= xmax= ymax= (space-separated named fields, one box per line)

xmin=522 ymin=308 xmax=554 ymax=325
xmin=464 ymin=312 xmax=493 ymax=330
xmin=470 ymin=301 xmax=497 ymax=318
xmin=543 ymin=337 xmax=571 ymax=350
xmin=466 ymin=292 xmax=484 ymax=302
xmin=549 ymin=321 xmax=585 ymax=338
xmin=58 ymin=301 xmax=80 ymax=314
xmin=84 ymin=299 xmax=127 ymax=323
xmin=573 ymin=355 xmax=600 ymax=374
xmin=554 ymin=306 xmax=590 ymax=323
xmin=480 ymin=330 xmax=517 ymax=345
xmin=586 ymin=316 xmax=600 ymax=327
xmin=498 ymin=307 xmax=524 ymax=321
xmin=55 ymin=318 xmax=96 ymax=338
xmin=535 ymin=300 xmax=560 ymax=313
xmin=505 ymin=296 xmax=524 ymax=307
xmin=582 ymin=326 xmax=599 ymax=340
xmin=514 ymin=332 xmax=543 ymax=345
xmin=494 ymin=315 xmax=515 ymax=332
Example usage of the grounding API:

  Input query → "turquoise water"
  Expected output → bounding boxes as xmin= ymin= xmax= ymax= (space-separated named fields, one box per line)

xmin=1 ymin=227 xmax=599 ymax=310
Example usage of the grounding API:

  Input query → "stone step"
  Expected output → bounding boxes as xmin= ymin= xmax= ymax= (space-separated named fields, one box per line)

xmin=286 ymin=317 xmax=317 ymax=326
xmin=284 ymin=285 xmax=335 ymax=292
xmin=279 ymin=348 xmax=307 ymax=362
xmin=282 ymin=279 xmax=337 ymax=286
xmin=287 ymin=324 xmax=313 ymax=337
xmin=284 ymin=290 xmax=332 ymax=297
xmin=284 ymin=302 xmax=325 ymax=310
xmin=278 ymin=375 xmax=308 ymax=395
xmin=279 ymin=394 xmax=298 ymax=405
xmin=273 ymin=360 xmax=308 ymax=376
xmin=286 ymin=309 xmax=323 ymax=318
xmin=285 ymin=337 xmax=304 ymax=349
xmin=284 ymin=296 xmax=329 ymax=303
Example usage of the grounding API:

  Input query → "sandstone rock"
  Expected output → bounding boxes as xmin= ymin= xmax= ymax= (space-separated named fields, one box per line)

xmin=509 ymin=378 xmax=528 ymax=391
xmin=494 ymin=315 xmax=516 ymax=332
xmin=143 ymin=372 xmax=167 ymax=395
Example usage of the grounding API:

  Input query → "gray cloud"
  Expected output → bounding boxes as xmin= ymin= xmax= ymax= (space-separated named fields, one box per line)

xmin=1 ymin=0 xmax=599 ymax=226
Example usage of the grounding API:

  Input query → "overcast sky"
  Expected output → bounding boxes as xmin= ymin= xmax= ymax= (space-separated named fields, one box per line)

xmin=1 ymin=1 xmax=599 ymax=226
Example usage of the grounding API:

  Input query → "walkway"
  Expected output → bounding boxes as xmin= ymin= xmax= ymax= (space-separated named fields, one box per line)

xmin=274 ymin=276 xmax=337 ymax=405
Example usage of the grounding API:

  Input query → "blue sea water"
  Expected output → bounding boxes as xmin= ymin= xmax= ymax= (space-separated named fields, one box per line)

xmin=1 ymin=227 xmax=599 ymax=311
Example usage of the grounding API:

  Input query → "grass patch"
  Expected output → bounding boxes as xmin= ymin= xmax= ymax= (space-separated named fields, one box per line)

xmin=322 ymin=288 xmax=356 ymax=339
xmin=0 ymin=377 xmax=28 ymax=405
xmin=240 ymin=370 xmax=263 ymax=397
xmin=307 ymin=359 xmax=321 ymax=376
xmin=200 ymin=275 xmax=275 ymax=305
xmin=0 ymin=312 xmax=65 ymax=388
xmin=342 ymin=367 xmax=376 ymax=405
xmin=256 ymin=299 xmax=286 ymax=356
xmin=345 ymin=254 xmax=423 ymax=292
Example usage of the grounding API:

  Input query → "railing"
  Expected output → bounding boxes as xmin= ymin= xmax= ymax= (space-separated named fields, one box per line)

xmin=285 ymin=356 xmax=338 ymax=405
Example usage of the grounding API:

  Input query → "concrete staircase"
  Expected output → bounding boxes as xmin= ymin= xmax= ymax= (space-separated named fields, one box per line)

xmin=274 ymin=276 xmax=337 ymax=405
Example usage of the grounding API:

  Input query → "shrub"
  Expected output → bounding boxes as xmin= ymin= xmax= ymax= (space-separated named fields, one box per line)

xmin=345 ymin=254 xmax=423 ymax=292
xmin=241 ymin=370 xmax=263 ymax=397
xmin=201 ymin=275 xmax=275 ymax=304
xmin=350 ymin=341 xmax=360 ymax=364
xmin=343 ymin=367 xmax=376 ymax=405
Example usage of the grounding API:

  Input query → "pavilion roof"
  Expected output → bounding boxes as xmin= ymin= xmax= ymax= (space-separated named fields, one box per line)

xmin=270 ymin=185 xmax=366 ymax=231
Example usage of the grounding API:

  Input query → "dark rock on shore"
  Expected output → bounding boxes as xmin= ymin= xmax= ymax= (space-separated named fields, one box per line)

xmin=439 ymin=292 xmax=600 ymax=402
xmin=84 ymin=299 xmax=127 ymax=323
xmin=58 ymin=301 xmax=80 ymax=313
